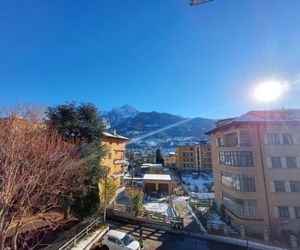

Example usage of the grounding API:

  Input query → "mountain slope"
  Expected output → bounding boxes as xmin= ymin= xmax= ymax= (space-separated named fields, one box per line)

xmin=102 ymin=106 xmax=215 ymax=150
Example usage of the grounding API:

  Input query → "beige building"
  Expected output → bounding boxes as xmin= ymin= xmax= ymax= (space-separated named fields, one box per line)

xmin=206 ymin=109 xmax=300 ymax=235
xmin=176 ymin=142 xmax=212 ymax=171
xmin=143 ymin=174 xmax=172 ymax=195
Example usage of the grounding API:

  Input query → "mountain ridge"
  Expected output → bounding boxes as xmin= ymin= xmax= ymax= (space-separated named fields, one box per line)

xmin=102 ymin=105 xmax=215 ymax=151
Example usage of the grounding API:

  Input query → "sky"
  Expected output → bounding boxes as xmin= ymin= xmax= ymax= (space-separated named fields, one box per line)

xmin=0 ymin=0 xmax=300 ymax=119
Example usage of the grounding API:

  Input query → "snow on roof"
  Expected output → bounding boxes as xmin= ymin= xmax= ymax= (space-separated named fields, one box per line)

xmin=106 ymin=230 xmax=126 ymax=239
xmin=141 ymin=163 xmax=163 ymax=169
xmin=143 ymin=174 xmax=172 ymax=181
xmin=102 ymin=132 xmax=128 ymax=140
xmin=206 ymin=109 xmax=300 ymax=135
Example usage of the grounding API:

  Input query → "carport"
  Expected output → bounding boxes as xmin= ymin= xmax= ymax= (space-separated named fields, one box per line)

xmin=142 ymin=174 xmax=172 ymax=195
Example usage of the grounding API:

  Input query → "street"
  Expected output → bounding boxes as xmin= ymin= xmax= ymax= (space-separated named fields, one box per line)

xmin=103 ymin=219 xmax=245 ymax=250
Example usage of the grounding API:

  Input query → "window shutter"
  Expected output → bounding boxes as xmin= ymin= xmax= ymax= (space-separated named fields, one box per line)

xmin=273 ymin=207 xmax=279 ymax=218
xmin=270 ymin=181 xmax=275 ymax=192
xmin=264 ymin=134 xmax=268 ymax=144
xmin=266 ymin=157 xmax=272 ymax=168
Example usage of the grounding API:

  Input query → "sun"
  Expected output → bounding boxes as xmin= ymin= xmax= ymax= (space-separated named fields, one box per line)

xmin=254 ymin=81 xmax=284 ymax=102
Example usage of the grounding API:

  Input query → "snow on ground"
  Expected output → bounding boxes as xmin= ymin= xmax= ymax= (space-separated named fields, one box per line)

xmin=191 ymin=192 xmax=215 ymax=199
xmin=143 ymin=202 xmax=174 ymax=217
xmin=181 ymin=174 xmax=214 ymax=193
xmin=172 ymin=195 xmax=190 ymax=202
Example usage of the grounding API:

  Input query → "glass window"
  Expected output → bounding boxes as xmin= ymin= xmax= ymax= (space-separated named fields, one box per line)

xmin=222 ymin=191 xmax=258 ymax=217
xmin=240 ymin=131 xmax=251 ymax=146
xmin=294 ymin=207 xmax=300 ymax=219
xmin=286 ymin=157 xmax=297 ymax=168
xmin=290 ymin=181 xmax=300 ymax=192
xmin=282 ymin=134 xmax=293 ymax=144
xmin=274 ymin=181 xmax=286 ymax=192
xmin=267 ymin=133 xmax=280 ymax=144
xmin=108 ymin=236 xmax=117 ymax=243
xmin=219 ymin=151 xmax=253 ymax=167
xmin=271 ymin=157 xmax=282 ymax=168
xmin=221 ymin=171 xmax=256 ymax=192
xmin=278 ymin=206 xmax=289 ymax=218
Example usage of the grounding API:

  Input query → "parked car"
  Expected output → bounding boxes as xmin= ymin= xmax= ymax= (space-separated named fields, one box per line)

xmin=100 ymin=230 xmax=140 ymax=250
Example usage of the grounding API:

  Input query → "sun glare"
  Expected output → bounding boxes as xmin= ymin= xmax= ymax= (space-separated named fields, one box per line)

xmin=254 ymin=81 xmax=285 ymax=102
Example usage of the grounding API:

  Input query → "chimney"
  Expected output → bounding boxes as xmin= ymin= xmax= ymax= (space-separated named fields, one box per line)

xmin=113 ymin=129 xmax=117 ymax=135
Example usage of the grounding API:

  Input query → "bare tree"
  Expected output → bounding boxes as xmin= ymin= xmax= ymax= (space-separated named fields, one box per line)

xmin=0 ymin=108 xmax=86 ymax=250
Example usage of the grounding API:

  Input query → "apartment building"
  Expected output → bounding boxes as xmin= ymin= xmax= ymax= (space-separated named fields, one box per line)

xmin=163 ymin=152 xmax=176 ymax=167
xmin=206 ymin=109 xmax=300 ymax=235
xmin=100 ymin=131 xmax=128 ymax=198
xmin=176 ymin=141 xmax=212 ymax=171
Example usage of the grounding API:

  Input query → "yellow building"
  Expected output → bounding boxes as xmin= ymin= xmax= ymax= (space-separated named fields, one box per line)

xmin=206 ymin=110 xmax=300 ymax=235
xmin=163 ymin=152 xmax=176 ymax=167
xmin=100 ymin=131 xmax=128 ymax=199
xmin=176 ymin=142 xmax=212 ymax=171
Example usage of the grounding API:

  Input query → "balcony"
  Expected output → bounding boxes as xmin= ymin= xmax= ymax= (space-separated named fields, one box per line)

xmin=112 ymin=171 xmax=124 ymax=178
xmin=217 ymin=131 xmax=251 ymax=148
xmin=114 ymin=158 xmax=129 ymax=165
xmin=219 ymin=143 xmax=251 ymax=148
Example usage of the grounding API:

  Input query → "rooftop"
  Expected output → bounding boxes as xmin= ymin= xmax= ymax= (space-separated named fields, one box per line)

xmin=102 ymin=131 xmax=128 ymax=140
xmin=143 ymin=174 xmax=172 ymax=181
xmin=206 ymin=109 xmax=300 ymax=135
xmin=106 ymin=230 xmax=126 ymax=239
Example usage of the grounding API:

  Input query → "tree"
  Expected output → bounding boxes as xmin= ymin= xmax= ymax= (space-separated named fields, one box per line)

xmin=0 ymin=107 xmax=85 ymax=250
xmin=98 ymin=167 xmax=117 ymax=222
xmin=127 ymin=190 xmax=144 ymax=216
xmin=46 ymin=102 xmax=106 ymax=218
xmin=156 ymin=148 xmax=164 ymax=165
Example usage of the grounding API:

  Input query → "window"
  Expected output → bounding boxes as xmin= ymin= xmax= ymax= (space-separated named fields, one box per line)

xmin=240 ymin=131 xmax=251 ymax=146
xmin=286 ymin=157 xmax=297 ymax=168
xmin=267 ymin=133 xmax=280 ymax=144
xmin=290 ymin=181 xmax=300 ymax=192
xmin=278 ymin=206 xmax=289 ymax=219
xmin=217 ymin=137 xmax=223 ymax=146
xmin=282 ymin=134 xmax=293 ymax=144
xmin=274 ymin=181 xmax=286 ymax=192
xmin=221 ymin=171 xmax=256 ymax=192
xmin=219 ymin=151 xmax=253 ymax=167
xmin=108 ymin=236 xmax=117 ymax=243
xmin=271 ymin=157 xmax=282 ymax=168
xmin=294 ymin=207 xmax=300 ymax=219
xmin=222 ymin=191 xmax=258 ymax=217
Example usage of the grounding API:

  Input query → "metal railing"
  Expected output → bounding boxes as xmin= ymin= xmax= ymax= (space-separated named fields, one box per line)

xmin=58 ymin=216 xmax=103 ymax=250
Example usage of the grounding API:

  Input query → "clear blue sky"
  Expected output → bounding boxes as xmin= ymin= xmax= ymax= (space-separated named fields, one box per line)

xmin=0 ymin=0 xmax=300 ymax=119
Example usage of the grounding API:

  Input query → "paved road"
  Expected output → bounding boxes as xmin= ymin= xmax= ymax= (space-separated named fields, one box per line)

xmin=104 ymin=220 xmax=245 ymax=250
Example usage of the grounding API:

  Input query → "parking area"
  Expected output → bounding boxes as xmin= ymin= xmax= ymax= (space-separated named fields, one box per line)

xmin=103 ymin=220 xmax=245 ymax=250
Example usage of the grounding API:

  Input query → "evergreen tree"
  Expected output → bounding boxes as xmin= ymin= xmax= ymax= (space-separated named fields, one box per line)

xmin=46 ymin=102 xmax=105 ymax=218
xmin=156 ymin=147 xmax=164 ymax=165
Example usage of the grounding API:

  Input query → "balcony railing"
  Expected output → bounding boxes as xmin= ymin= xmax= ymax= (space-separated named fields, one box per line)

xmin=218 ymin=143 xmax=251 ymax=147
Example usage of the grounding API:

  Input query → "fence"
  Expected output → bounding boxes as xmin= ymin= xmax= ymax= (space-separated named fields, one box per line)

xmin=107 ymin=204 xmax=183 ymax=229
xmin=57 ymin=216 xmax=103 ymax=250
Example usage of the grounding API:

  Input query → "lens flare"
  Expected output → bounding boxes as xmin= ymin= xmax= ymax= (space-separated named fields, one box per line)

xmin=254 ymin=81 xmax=286 ymax=102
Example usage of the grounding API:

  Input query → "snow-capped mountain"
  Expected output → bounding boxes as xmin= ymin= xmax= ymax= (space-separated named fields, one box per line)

xmin=102 ymin=105 xmax=139 ymax=127
xmin=102 ymin=106 xmax=215 ymax=151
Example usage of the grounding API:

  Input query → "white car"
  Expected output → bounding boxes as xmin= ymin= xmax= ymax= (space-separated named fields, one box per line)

xmin=101 ymin=230 xmax=140 ymax=250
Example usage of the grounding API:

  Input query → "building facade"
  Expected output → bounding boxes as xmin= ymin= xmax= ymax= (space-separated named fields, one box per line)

xmin=176 ymin=142 xmax=212 ymax=171
xmin=206 ymin=110 xmax=300 ymax=235
xmin=163 ymin=152 xmax=176 ymax=167
xmin=100 ymin=131 xmax=128 ymax=199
